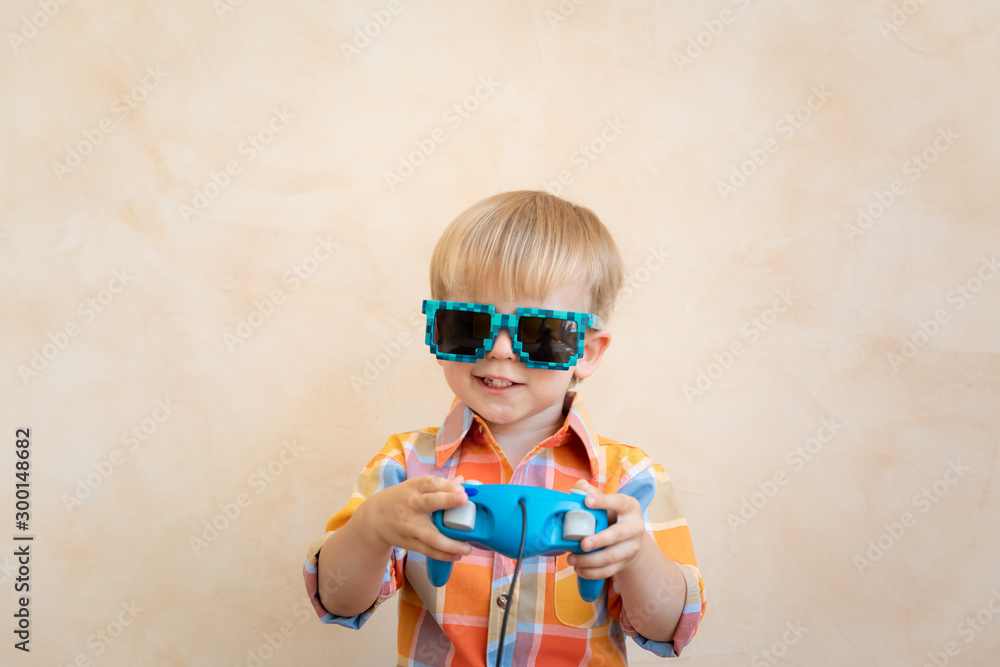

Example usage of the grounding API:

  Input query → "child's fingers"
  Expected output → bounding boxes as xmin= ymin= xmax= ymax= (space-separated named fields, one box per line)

xmin=573 ymin=560 xmax=621 ymax=582
xmin=581 ymin=489 xmax=637 ymax=515
xmin=569 ymin=542 xmax=637 ymax=579
xmin=578 ymin=519 xmax=641 ymax=553
xmin=410 ymin=541 xmax=470 ymax=562
xmin=406 ymin=477 xmax=468 ymax=512
xmin=412 ymin=524 xmax=472 ymax=560
xmin=414 ymin=489 xmax=469 ymax=513
xmin=412 ymin=476 xmax=465 ymax=496
xmin=585 ymin=490 xmax=643 ymax=525
xmin=571 ymin=540 xmax=634 ymax=568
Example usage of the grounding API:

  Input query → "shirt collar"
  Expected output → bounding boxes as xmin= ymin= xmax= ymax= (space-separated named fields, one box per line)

xmin=434 ymin=392 xmax=601 ymax=478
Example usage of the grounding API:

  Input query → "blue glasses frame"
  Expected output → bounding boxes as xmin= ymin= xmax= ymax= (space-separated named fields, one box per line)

xmin=422 ymin=299 xmax=604 ymax=370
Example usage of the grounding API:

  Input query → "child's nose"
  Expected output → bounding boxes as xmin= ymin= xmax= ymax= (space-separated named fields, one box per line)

xmin=487 ymin=328 xmax=517 ymax=360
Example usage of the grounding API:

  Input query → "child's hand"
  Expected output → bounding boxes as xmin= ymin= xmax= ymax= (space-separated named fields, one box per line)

xmin=566 ymin=479 xmax=646 ymax=580
xmin=360 ymin=476 xmax=473 ymax=562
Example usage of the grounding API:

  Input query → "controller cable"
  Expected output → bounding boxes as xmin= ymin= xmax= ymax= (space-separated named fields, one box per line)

xmin=495 ymin=498 xmax=527 ymax=667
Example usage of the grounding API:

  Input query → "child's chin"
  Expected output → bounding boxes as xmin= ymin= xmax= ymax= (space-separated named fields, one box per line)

xmin=470 ymin=401 xmax=521 ymax=425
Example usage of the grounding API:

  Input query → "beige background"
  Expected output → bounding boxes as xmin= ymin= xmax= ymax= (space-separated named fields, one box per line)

xmin=3 ymin=0 xmax=999 ymax=665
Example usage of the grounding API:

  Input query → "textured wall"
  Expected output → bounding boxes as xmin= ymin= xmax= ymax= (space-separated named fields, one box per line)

xmin=3 ymin=1 xmax=999 ymax=665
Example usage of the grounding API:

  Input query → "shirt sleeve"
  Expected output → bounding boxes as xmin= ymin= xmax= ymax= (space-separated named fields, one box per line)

xmin=301 ymin=435 xmax=410 ymax=629
xmin=604 ymin=455 xmax=706 ymax=657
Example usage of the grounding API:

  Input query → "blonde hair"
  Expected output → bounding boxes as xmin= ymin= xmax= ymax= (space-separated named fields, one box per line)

xmin=429 ymin=191 xmax=624 ymax=323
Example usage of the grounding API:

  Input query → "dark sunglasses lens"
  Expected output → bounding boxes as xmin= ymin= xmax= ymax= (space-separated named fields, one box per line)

xmin=518 ymin=317 xmax=577 ymax=363
xmin=433 ymin=308 xmax=492 ymax=356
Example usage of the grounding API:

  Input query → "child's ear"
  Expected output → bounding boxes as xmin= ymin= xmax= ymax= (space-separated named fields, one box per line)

xmin=573 ymin=329 xmax=611 ymax=380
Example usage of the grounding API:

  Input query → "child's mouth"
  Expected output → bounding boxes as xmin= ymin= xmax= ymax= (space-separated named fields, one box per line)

xmin=478 ymin=376 xmax=520 ymax=390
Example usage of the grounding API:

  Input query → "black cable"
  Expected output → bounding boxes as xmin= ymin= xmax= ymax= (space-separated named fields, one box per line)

xmin=496 ymin=498 xmax=527 ymax=667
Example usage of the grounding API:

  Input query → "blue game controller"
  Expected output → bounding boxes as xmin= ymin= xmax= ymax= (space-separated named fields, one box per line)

xmin=428 ymin=482 xmax=610 ymax=602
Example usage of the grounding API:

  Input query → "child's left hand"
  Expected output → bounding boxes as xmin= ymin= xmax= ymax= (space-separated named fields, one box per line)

xmin=565 ymin=479 xmax=647 ymax=580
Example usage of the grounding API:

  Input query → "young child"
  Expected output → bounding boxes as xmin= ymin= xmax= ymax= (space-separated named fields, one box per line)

xmin=303 ymin=190 xmax=705 ymax=665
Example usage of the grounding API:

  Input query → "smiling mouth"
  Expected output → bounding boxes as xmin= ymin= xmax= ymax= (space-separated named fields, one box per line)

xmin=479 ymin=376 xmax=520 ymax=389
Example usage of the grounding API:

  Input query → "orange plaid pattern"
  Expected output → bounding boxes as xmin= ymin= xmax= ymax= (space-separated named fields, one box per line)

xmin=303 ymin=394 xmax=705 ymax=665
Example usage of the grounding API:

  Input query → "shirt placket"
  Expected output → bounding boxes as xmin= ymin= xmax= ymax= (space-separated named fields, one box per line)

xmin=473 ymin=421 xmax=521 ymax=663
xmin=472 ymin=419 xmax=571 ymax=664
xmin=487 ymin=553 xmax=519 ymax=663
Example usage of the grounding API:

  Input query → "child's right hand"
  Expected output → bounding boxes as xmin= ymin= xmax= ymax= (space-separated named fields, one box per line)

xmin=359 ymin=476 xmax=473 ymax=562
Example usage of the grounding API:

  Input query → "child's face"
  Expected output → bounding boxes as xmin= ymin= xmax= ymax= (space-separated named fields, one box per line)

xmin=437 ymin=283 xmax=610 ymax=435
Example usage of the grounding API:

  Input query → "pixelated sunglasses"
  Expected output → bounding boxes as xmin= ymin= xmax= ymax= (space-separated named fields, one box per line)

xmin=421 ymin=300 xmax=604 ymax=371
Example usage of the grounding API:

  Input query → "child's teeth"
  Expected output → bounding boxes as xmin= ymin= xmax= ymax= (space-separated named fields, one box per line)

xmin=485 ymin=378 xmax=513 ymax=388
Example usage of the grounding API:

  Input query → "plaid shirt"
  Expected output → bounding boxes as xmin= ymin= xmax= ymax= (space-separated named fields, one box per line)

xmin=303 ymin=394 xmax=706 ymax=666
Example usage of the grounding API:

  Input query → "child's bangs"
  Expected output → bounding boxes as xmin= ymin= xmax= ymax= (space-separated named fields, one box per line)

xmin=441 ymin=232 xmax=590 ymax=306
xmin=430 ymin=191 xmax=621 ymax=319
xmin=433 ymin=198 xmax=592 ymax=308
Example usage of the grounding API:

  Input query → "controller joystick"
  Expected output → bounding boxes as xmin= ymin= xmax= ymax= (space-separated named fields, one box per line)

xmin=442 ymin=480 xmax=480 ymax=531
xmin=562 ymin=509 xmax=597 ymax=541
xmin=428 ymin=483 xmax=609 ymax=602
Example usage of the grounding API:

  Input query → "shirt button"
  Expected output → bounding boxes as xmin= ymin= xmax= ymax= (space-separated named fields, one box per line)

xmin=496 ymin=593 xmax=508 ymax=609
